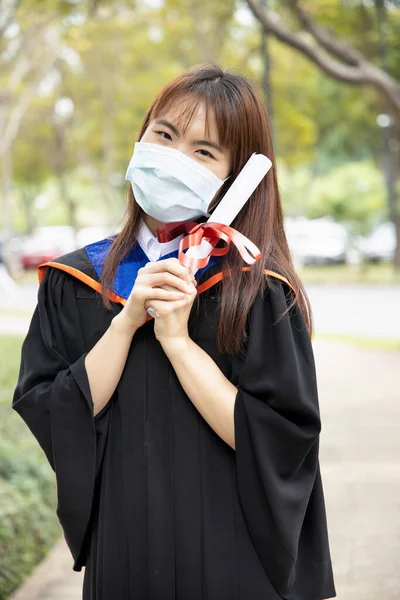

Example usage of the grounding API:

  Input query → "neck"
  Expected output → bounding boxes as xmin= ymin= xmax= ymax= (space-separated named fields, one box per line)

xmin=144 ymin=215 xmax=165 ymax=236
xmin=143 ymin=214 xmax=207 ymax=238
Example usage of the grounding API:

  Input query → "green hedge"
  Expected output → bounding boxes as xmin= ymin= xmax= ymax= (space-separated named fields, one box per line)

xmin=0 ymin=336 xmax=61 ymax=599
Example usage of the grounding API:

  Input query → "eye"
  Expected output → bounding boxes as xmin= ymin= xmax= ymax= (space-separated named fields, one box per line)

xmin=155 ymin=130 xmax=172 ymax=141
xmin=197 ymin=149 xmax=215 ymax=159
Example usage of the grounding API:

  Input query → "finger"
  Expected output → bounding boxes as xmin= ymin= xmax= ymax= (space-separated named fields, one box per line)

xmin=142 ymin=272 xmax=196 ymax=294
xmin=140 ymin=286 xmax=186 ymax=302
xmin=140 ymin=259 xmax=195 ymax=283
xmin=145 ymin=289 xmax=197 ymax=316
xmin=145 ymin=297 xmax=187 ymax=316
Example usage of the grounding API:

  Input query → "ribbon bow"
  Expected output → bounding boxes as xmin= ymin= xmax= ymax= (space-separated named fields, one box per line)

xmin=156 ymin=221 xmax=262 ymax=271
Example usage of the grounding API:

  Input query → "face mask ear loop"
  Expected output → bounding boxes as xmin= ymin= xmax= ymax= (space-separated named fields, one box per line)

xmin=207 ymin=170 xmax=233 ymax=214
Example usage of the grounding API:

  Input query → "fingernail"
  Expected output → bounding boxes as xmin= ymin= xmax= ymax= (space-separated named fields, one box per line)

xmin=147 ymin=306 xmax=156 ymax=318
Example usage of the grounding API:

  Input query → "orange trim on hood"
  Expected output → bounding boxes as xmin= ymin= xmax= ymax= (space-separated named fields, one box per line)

xmin=38 ymin=261 xmax=128 ymax=305
xmin=196 ymin=267 xmax=295 ymax=295
xmin=38 ymin=262 xmax=295 ymax=323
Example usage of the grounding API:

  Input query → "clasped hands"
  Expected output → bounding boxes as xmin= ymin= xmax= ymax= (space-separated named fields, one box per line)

xmin=117 ymin=258 xmax=198 ymax=347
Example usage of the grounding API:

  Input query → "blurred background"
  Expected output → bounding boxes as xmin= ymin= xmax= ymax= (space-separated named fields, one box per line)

xmin=0 ymin=1 xmax=399 ymax=599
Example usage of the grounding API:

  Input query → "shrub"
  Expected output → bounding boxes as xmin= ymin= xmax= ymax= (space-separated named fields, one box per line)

xmin=0 ymin=336 xmax=60 ymax=599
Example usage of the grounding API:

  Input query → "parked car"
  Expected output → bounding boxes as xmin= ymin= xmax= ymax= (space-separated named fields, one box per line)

xmin=76 ymin=226 xmax=116 ymax=247
xmin=20 ymin=226 xmax=77 ymax=269
xmin=0 ymin=232 xmax=27 ymax=271
xmin=356 ymin=222 xmax=396 ymax=263
xmin=20 ymin=225 xmax=119 ymax=269
xmin=284 ymin=216 xmax=348 ymax=266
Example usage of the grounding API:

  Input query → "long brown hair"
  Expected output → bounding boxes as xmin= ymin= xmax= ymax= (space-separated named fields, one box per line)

xmin=101 ymin=63 xmax=313 ymax=354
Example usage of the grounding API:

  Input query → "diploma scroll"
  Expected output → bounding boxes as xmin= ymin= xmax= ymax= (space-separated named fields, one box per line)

xmin=147 ymin=152 xmax=272 ymax=318
xmin=185 ymin=153 xmax=272 ymax=274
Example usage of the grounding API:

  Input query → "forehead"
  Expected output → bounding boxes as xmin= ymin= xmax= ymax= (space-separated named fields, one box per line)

xmin=155 ymin=99 xmax=219 ymax=141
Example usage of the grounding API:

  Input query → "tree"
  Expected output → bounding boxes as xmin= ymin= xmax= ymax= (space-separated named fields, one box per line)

xmin=5 ymin=0 xmax=397 ymax=261
xmin=0 ymin=0 xmax=120 ymax=266
xmin=246 ymin=0 xmax=400 ymax=267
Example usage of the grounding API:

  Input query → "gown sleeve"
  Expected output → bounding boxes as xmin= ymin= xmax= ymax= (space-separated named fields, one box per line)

xmin=12 ymin=267 xmax=111 ymax=571
xmin=233 ymin=281 xmax=336 ymax=600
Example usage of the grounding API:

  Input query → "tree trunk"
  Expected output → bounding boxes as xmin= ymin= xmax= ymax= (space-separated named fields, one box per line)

xmin=0 ymin=147 xmax=14 ymax=273
xmin=394 ymin=214 xmax=400 ymax=270
xmin=375 ymin=0 xmax=400 ymax=267
xmin=246 ymin=0 xmax=400 ymax=268
xmin=20 ymin=187 xmax=37 ymax=234
xmin=53 ymin=120 xmax=78 ymax=238
xmin=58 ymin=172 xmax=78 ymax=233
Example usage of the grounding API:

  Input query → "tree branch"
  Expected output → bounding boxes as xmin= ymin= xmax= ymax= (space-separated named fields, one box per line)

xmin=0 ymin=48 xmax=60 ymax=156
xmin=287 ymin=0 xmax=363 ymax=66
xmin=246 ymin=0 xmax=400 ymax=116
xmin=0 ymin=82 xmax=39 ymax=156
xmin=88 ymin=0 xmax=101 ymax=17
xmin=0 ymin=0 xmax=21 ymax=37
xmin=247 ymin=0 xmax=365 ymax=82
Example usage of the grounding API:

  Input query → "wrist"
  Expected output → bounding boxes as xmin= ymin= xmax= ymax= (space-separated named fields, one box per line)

xmin=111 ymin=312 xmax=139 ymax=338
xmin=158 ymin=335 xmax=192 ymax=356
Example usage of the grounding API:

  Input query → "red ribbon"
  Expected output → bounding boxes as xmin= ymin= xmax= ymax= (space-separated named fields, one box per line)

xmin=156 ymin=221 xmax=262 ymax=271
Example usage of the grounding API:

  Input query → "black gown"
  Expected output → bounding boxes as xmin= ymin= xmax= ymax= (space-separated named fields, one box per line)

xmin=12 ymin=242 xmax=336 ymax=600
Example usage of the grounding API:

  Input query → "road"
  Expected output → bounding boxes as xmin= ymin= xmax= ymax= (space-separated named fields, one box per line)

xmin=307 ymin=284 xmax=400 ymax=339
xmin=1 ymin=283 xmax=400 ymax=339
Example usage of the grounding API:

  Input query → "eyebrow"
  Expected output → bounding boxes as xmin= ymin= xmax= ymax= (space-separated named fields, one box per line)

xmin=154 ymin=118 xmax=224 ymax=154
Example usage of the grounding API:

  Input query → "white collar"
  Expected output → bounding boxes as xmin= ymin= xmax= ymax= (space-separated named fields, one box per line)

xmin=137 ymin=220 xmax=184 ymax=262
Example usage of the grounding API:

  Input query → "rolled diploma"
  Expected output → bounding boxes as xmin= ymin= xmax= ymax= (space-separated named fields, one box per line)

xmin=147 ymin=153 xmax=272 ymax=318
xmin=186 ymin=153 xmax=272 ymax=274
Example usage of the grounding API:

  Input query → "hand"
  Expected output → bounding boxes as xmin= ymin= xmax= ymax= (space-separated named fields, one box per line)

xmin=116 ymin=258 xmax=196 ymax=330
xmin=143 ymin=259 xmax=197 ymax=346
xmin=145 ymin=284 xmax=197 ymax=347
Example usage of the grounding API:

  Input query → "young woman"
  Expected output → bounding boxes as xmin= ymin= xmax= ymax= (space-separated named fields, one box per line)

xmin=13 ymin=64 xmax=336 ymax=599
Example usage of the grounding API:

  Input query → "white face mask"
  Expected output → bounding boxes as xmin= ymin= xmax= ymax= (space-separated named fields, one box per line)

xmin=125 ymin=141 xmax=228 ymax=223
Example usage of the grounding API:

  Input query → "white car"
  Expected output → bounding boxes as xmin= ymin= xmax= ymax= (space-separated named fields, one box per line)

xmin=21 ymin=226 xmax=77 ymax=268
xmin=76 ymin=226 xmax=116 ymax=247
xmin=357 ymin=222 xmax=396 ymax=262
xmin=284 ymin=217 xmax=348 ymax=266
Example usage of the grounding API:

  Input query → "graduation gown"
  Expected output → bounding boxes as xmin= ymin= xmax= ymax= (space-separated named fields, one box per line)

xmin=12 ymin=237 xmax=336 ymax=600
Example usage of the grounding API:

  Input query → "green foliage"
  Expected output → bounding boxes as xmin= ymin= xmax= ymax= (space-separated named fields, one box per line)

xmin=308 ymin=161 xmax=387 ymax=235
xmin=0 ymin=337 xmax=60 ymax=599
xmin=279 ymin=159 xmax=387 ymax=236
xmin=0 ymin=479 xmax=60 ymax=599
xmin=3 ymin=0 xmax=398 ymax=236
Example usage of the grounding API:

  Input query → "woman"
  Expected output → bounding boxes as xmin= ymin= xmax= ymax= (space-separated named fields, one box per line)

xmin=13 ymin=63 xmax=336 ymax=599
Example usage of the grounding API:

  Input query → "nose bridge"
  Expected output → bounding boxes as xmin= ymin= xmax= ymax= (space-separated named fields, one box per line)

xmin=174 ymin=138 xmax=191 ymax=157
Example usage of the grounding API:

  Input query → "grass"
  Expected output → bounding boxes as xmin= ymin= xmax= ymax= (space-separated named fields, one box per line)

xmin=299 ymin=262 xmax=400 ymax=286
xmin=0 ymin=309 xmax=33 ymax=319
xmin=10 ymin=262 xmax=400 ymax=287
xmin=0 ymin=335 xmax=42 ymax=466
xmin=315 ymin=332 xmax=400 ymax=352
xmin=12 ymin=269 xmax=39 ymax=285
xmin=0 ymin=336 xmax=24 ymax=409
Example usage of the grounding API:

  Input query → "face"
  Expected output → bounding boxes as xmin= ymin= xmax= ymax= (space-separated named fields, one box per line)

xmin=140 ymin=101 xmax=232 ymax=181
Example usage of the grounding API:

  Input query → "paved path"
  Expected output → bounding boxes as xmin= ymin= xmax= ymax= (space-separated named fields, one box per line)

xmin=9 ymin=538 xmax=84 ymax=600
xmin=8 ymin=340 xmax=400 ymax=599
xmin=316 ymin=340 xmax=400 ymax=599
